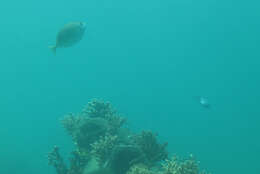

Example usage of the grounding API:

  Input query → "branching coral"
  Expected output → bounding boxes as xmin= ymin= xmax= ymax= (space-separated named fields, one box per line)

xmin=48 ymin=146 xmax=90 ymax=174
xmin=48 ymin=99 xmax=211 ymax=174
xmin=133 ymin=131 xmax=168 ymax=166
xmin=90 ymin=134 xmax=119 ymax=165
xmin=162 ymin=154 xmax=210 ymax=174
xmin=68 ymin=149 xmax=90 ymax=174
xmin=61 ymin=113 xmax=86 ymax=137
xmin=48 ymin=146 xmax=68 ymax=174
xmin=82 ymin=99 xmax=127 ymax=134
xmin=83 ymin=99 xmax=115 ymax=118
xmin=107 ymin=145 xmax=144 ymax=174
xmin=61 ymin=115 xmax=110 ymax=150
xmin=126 ymin=164 xmax=154 ymax=174
xmin=104 ymin=113 xmax=127 ymax=134
xmin=75 ymin=117 xmax=110 ymax=150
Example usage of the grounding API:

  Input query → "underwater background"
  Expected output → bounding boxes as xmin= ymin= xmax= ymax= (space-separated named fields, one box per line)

xmin=0 ymin=0 xmax=259 ymax=174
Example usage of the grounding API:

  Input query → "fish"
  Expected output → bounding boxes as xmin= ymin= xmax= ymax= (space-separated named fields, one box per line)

xmin=193 ymin=96 xmax=211 ymax=109
xmin=49 ymin=22 xmax=86 ymax=55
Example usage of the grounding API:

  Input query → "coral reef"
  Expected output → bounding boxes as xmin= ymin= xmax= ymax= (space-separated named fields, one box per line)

xmin=48 ymin=146 xmax=68 ymax=174
xmin=75 ymin=117 xmax=110 ymax=150
xmin=162 ymin=154 xmax=210 ymax=174
xmin=61 ymin=116 xmax=110 ymax=150
xmin=133 ymin=130 xmax=168 ymax=166
xmin=126 ymin=164 xmax=155 ymax=174
xmin=83 ymin=99 xmax=127 ymax=134
xmin=90 ymin=134 xmax=118 ymax=164
xmin=48 ymin=99 xmax=211 ymax=174
xmin=60 ymin=113 xmax=84 ymax=137
xmin=61 ymin=99 xmax=126 ymax=151
xmin=83 ymin=99 xmax=115 ymax=118
xmin=106 ymin=145 xmax=144 ymax=174
xmin=48 ymin=146 xmax=90 ymax=174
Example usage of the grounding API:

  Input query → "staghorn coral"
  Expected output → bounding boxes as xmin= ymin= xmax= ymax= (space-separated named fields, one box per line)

xmin=48 ymin=146 xmax=68 ymax=174
xmin=83 ymin=99 xmax=115 ymax=118
xmin=82 ymin=99 xmax=127 ymax=134
xmin=62 ymin=115 xmax=110 ymax=150
xmin=162 ymin=154 xmax=210 ymax=174
xmin=107 ymin=145 xmax=144 ymax=174
xmin=126 ymin=164 xmax=154 ymax=174
xmin=90 ymin=134 xmax=119 ymax=165
xmin=75 ymin=117 xmax=110 ymax=150
xmin=133 ymin=130 xmax=168 ymax=166
xmin=104 ymin=113 xmax=127 ymax=134
xmin=61 ymin=113 xmax=86 ymax=137
xmin=48 ymin=146 xmax=90 ymax=174
xmin=67 ymin=149 xmax=90 ymax=174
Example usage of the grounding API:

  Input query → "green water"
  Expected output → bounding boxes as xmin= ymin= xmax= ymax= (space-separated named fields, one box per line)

xmin=0 ymin=0 xmax=259 ymax=173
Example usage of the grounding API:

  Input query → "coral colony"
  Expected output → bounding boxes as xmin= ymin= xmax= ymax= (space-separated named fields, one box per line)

xmin=48 ymin=99 xmax=211 ymax=174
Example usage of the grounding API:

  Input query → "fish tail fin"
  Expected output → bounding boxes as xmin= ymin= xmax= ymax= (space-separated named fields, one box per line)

xmin=49 ymin=45 xmax=57 ymax=55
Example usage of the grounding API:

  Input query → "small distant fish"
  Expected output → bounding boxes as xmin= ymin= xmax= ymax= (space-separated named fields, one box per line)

xmin=49 ymin=22 xmax=86 ymax=55
xmin=194 ymin=96 xmax=211 ymax=108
